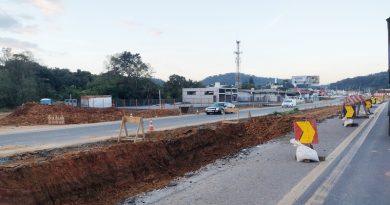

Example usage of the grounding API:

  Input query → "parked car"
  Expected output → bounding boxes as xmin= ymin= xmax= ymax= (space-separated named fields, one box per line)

xmin=205 ymin=102 xmax=236 ymax=115
xmin=281 ymin=98 xmax=297 ymax=108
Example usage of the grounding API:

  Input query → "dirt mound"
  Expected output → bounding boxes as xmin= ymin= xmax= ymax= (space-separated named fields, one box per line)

xmin=0 ymin=106 xmax=340 ymax=205
xmin=0 ymin=102 xmax=180 ymax=126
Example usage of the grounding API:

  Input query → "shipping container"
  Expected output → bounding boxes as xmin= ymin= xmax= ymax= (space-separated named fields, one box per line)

xmin=80 ymin=95 xmax=112 ymax=108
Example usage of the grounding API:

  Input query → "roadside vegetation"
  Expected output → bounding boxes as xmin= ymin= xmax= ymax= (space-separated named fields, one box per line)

xmin=0 ymin=48 xmax=203 ymax=109
xmin=272 ymin=108 xmax=300 ymax=116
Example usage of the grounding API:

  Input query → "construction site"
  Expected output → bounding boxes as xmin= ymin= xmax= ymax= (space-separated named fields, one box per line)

xmin=0 ymin=103 xmax=341 ymax=205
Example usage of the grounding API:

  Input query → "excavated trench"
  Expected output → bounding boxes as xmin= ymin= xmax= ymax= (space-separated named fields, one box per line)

xmin=0 ymin=106 xmax=340 ymax=205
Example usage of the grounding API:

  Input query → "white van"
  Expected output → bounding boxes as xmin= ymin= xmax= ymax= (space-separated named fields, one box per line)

xmin=281 ymin=98 xmax=297 ymax=108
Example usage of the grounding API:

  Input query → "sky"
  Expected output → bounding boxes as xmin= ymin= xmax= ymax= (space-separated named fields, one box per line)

xmin=0 ymin=0 xmax=389 ymax=84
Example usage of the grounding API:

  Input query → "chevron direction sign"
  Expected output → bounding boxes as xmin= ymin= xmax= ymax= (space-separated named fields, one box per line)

xmin=293 ymin=119 xmax=319 ymax=144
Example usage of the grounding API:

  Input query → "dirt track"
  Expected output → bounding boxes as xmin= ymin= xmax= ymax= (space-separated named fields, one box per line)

xmin=0 ymin=112 xmax=10 ymax=120
xmin=0 ymin=103 xmax=180 ymax=126
xmin=0 ymin=106 xmax=340 ymax=205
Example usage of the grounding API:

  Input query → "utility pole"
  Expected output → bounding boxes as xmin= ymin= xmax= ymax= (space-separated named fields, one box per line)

xmin=386 ymin=17 xmax=390 ymax=135
xmin=387 ymin=17 xmax=390 ymax=84
xmin=159 ymin=89 xmax=162 ymax=110
xmin=235 ymin=41 xmax=242 ymax=89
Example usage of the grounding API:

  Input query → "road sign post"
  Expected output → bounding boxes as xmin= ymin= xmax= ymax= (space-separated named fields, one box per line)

xmin=293 ymin=119 xmax=318 ymax=145
xmin=343 ymin=105 xmax=355 ymax=119
xmin=293 ymin=119 xmax=325 ymax=161
xmin=365 ymin=100 xmax=372 ymax=114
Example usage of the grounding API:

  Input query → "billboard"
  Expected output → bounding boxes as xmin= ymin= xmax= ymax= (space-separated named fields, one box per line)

xmin=291 ymin=76 xmax=320 ymax=86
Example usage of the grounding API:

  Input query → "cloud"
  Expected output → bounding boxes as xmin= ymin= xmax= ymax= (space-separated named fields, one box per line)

xmin=121 ymin=20 xmax=163 ymax=37
xmin=30 ymin=0 xmax=63 ymax=15
xmin=18 ymin=14 xmax=34 ymax=20
xmin=263 ymin=13 xmax=284 ymax=31
xmin=0 ymin=13 xmax=21 ymax=29
xmin=13 ymin=24 xmax=39 ymax=34
xmin=0 ymin=11 xmax=38 ymax=34
xmin=148 ymin=28 xmax=163 ymax=37
xmin=0 ymin=37 xmax=39 ymax=51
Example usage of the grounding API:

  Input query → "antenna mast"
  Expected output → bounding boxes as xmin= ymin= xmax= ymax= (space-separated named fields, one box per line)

xmin=235 ymin=40 xmax=242 ymax=89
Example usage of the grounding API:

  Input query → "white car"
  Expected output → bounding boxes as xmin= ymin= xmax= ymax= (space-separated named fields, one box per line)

xmin=281 ymin=99 xmax=297 ymax=108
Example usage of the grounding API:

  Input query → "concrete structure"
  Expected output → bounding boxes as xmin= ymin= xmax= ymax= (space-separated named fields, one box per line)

xmin=238 ymin=89 xmax=285 ymax=102
xmin=80 ymin=95 xmax=112 ymax=108
xmin=182 ymin=87 xmax=238 ymax=106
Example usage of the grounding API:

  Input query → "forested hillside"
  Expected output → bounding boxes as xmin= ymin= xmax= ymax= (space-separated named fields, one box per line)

xmin=201 ymin=73 xmax=279 ymax=87
xmin=329 ymin=71 xmax=388 ymax=90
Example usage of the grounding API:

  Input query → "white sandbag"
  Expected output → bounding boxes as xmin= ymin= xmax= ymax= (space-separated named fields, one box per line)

xmin=343 ymin=119 xmax=354 ymax=127
xmin=290 ymin=139 xmax=319 ymax=162
xmin=296 ymin=145 xmax=319 ymax=162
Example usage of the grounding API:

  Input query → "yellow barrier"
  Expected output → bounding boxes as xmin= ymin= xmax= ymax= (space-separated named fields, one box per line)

xmin=118 ymin=116 xmax=145 ymax=142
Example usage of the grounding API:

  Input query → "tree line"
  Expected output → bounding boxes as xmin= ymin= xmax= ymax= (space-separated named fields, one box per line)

xmin=0 ymin=49 xmax=203 ymax=108
xmin=329 ymin=71 xmax=388 ymax=91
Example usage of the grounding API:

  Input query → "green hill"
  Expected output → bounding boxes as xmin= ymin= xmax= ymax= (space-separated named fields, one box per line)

xmin=201 ymin=72 xmax=279 ymax=86
xmin=329 ymin=71 xmax=388 ymax=91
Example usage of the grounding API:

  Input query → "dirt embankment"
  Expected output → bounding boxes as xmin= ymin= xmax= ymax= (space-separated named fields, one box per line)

xmin=0 ymin=106 xmax=340 ymax=205
xmin=0 ymin=103 xmax=180 ymax=126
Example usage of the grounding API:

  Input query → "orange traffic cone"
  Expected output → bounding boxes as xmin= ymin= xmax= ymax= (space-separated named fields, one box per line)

xmin=148 ymin=120 xmax=154 ymax=132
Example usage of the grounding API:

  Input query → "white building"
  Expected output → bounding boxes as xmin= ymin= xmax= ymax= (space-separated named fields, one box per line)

xmin=182 ymin=87 xmax=238 ymax=106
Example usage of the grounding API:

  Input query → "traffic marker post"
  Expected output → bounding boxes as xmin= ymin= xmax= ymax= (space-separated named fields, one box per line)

xmin=371 ymin=97 xmax=376 ymax=105
xmin=293 ymin=119 xmax=325 ymax=162
xmin=343 ymin=105 xmax=355 ymax=119
xmin=148 ymin=119 xmax=154 ymax=132
xmin=365 ymin=100 xmax=372 ymax=114
xmin=294 ymin=120 xmax=318 ymax=145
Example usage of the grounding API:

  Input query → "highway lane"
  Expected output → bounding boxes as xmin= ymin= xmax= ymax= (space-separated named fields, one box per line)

xmin=0 ymin=99 xmax=342 ymax=156
xmin=119 ymin=102 xmax=383 ymax=205
xmin=297 ymin=102 xmax=390 ymax=205
xmin=119 ymin=100 xmax=368 ymax=205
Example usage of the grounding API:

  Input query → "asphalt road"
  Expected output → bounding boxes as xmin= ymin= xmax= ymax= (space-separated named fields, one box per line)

xmin=294 ymin=102 xmax=390 ymax=205
xmin=120 ymin=103 xmax=386 ymax=205
xmin=0 ymin=99 xmax=341 ymax=157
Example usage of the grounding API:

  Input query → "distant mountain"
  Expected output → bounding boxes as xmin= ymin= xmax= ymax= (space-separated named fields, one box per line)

xmin=201 ymin=72 xmax=280 ymax=87
xmin=151 ymin=78 xmax=165 ymax=86
xmin=329 ymin=71 xmax=388 ymax=91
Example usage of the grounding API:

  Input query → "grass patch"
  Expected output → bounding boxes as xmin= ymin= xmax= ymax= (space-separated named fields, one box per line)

xmin=273 ymin=108 xmax=300 ymax=116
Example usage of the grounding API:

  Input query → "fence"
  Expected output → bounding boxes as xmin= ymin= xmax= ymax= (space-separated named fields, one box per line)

xmin=114 ymin=98 xmax=181 ymax=109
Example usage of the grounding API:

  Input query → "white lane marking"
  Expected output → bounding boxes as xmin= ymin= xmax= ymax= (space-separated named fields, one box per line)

xmin=276 ymin=103 xmax=385 ymax=205
xmin=305 ymin=102 xmax=384 ymax=205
